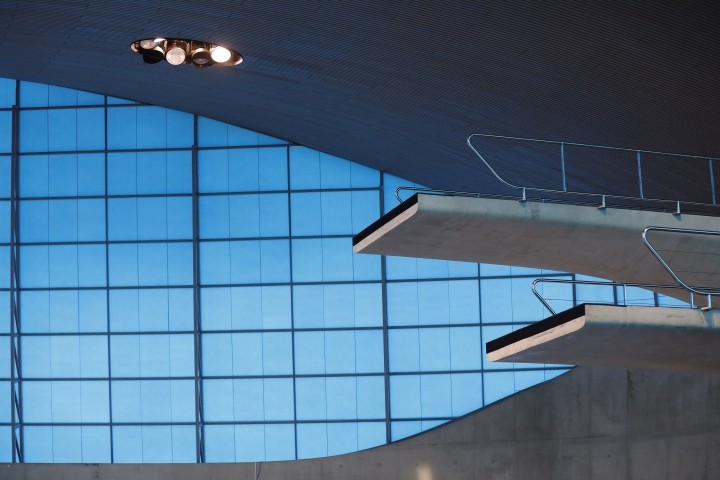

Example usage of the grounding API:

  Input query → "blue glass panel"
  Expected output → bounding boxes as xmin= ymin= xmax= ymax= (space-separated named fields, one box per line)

xmin=201 ymin=286 xmax=291 ymax=330
xmin=0 ymin=339 xmax=8 ymax=377
xmin=420 ymin=374 xmax=452 ymax=417
xmin=483 ymin=371 xmax=516 ymax=405
xmin=320 ymin=192 xmax=352 ymax=234
xmin=295 ymin=377 xmax=326 ymax=420
xmin=202 ymin=379 xmax=233 ymax=421
xmin=0 ymin=202 xmax=7 ymax=243
xmin=19 ymin=155 xmax=49 ymax=197
xmin=107 ymin=107 xmax=136 ymax=150
xmin=358 ymin=422 xmax=386 ymax=451
xmin=48 ymin=154 xmax=76 ymax=196
xmin=480 ymin=279 xmax=513 ymax=323
xmin=108 ymin=243 xmax=138 ymax=286
xmin=21 ymin=290 xmax=105 ymax=334
xmin=20 ymin=200 xmax=48 ymax=242
xmin=449 ymin=326 xmax=482 ymax=370
xmin=387 ymin=282 xmax=419 ymax=326
xmin=264 ymin=424 xmax=295 ymax=461
xmin=450 ymin=373 xmax=483 ymax=415
xmin=22 ymin=336 xmax=108 ymax=378
xmin=202 ymin=334 xmax=233 ymax=376
xmin=198 ymin=196 xmax=229 ymax=238
xmin=357 ymin=376 xmax=385 ymax=418
xmin=134 ymin=151 xmax=192 ymax=194
xmin=78 ymin=244 xmax=107 ymax=287
xmin=0 ymin=157 xmax=9 ymax=197
xmin=0 ymin=427 xmax=9 ymax=462
xmin=389 ymin=375 xmax=421 ymax=418
xmin=19 ymin=81 xmax=49 ymax=107
xmin=19 ymin=110 xmax=48 ymax=152
xmin=388 ymin=329 xmax=419 ymax=372
xmin=297 ymin=423 xmax=327 ymax=459
xmin=114 ymin=425 xmax=196 ymax=463
xmin=262 ymin=332 xmax=293 ymax=374
xmin=0 ymin=292 xmax=9 ymax=334
xmin=351 ymin=190 xmax=380 ymax=233
xmin=0 ymin=248 xmax=8 ymax=289
xmin=204 ymin=425 xmax=235 ymax=462
xmin=294 ymin=332 xmax=325 ymax=375
xmin=200 ymin=147 xmax=288 ymax=193
xmin=233 ymin=425 xmax=266 ymax=461
xmin=81 ymin=426 xmax=112 ymax=462
xmin=48 ymin=109 xmax=77 ymax=151
xmin=108 ymin=198 xmax=137 ymax=240
xmin=199 ymin=242 xmax=229 ymax=284
xmin=0 ymin=111 xmax=10 ymax=153
xmin=112 ymin=380 xmax=195 ymax=422
xmin=263 ymin=378 xmax=294 ymax=420
xmin=112 ymin=426 xmax=142 ymax=463
xmin=197 ymin=149 xmax=228 ymax=193
xmin=107 ymin=152 xmax=136 ymax=194
xmin=167 ymin=151 xmax=193 ymax=193
xmin=292 ymin=238 xmax=380 ymax=282
xmin=110 ymin=334 xmax=193 ymax=377
xmin=0 ymin=78 xmax=15 ymax=107
xmin=289 ymin=147 xmax=320 ymax=190
xmin=324 ymin=330 xmax=355 ymax=374
xmin=325 ymin=377 xmax=356 ymax=419
xmin=292 ymin=285 xmax=323 ymax=328
xmin=77 ymin=108 xmax=105 ymax=150
xmin=355 ymin=330 xmax=384 ymax=373
xmin=23 ymin=427 xmax=53 ymax=462
xmin=23 ymin=380 xmax=109 ymax=422
xmin=231 ymin=193 xmax=289 ymax=238
xmin=419 ymin=327 xmax=450 ymax=371
xmin=327 ymin=423 xmax=358 ymax=456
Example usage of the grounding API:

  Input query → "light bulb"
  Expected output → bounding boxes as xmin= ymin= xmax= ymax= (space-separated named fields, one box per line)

xmin=191 ymin=48 xmax=212 ymax=65
xmin=211 ymin=46 xmax=231 ymax=63
xmin=166 ymin=46 xmax=187 ymax=65
xmin=139 ymin=39 xmax=158 ymax=49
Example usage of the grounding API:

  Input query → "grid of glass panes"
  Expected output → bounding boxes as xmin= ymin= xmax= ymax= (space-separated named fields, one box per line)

xmin=0 ymin=78 xmax=665 ymax=463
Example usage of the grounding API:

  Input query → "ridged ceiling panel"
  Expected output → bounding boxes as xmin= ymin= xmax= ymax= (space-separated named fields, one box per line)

xmin=0 ymin=0 xmax=717 ymax=197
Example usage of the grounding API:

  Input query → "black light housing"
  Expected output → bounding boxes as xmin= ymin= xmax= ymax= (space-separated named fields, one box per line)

xmin=131 ymin=38 xmax=243 ymax=68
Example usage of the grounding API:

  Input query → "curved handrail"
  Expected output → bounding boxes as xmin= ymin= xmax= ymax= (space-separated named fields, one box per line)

xmin=642 ymin=226 xmax=720 ymax=309
xmin=531 ymin=277 xmax=692 ymax=316
xmin=466 ymin=133 xmax=720 ymax=213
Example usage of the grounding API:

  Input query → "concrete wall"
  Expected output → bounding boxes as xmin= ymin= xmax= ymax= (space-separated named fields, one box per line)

xmin=4 ymin=366 xmax=720 ymax=480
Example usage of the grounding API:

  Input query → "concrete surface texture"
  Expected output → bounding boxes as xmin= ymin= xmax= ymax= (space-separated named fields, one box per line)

xmin=489 ymin=304 xmax=720 ymax=373
xmin=354 ymin=195 xmax=720 ymax=303
xmin=3 ymin=366 xmax=720 ymax=479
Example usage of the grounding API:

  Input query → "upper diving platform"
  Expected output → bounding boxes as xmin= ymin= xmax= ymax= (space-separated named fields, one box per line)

xmin=353 ymin=194 xmax=720 ymax=302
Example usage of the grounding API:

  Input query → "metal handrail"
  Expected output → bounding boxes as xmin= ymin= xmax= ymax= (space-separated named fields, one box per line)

xmin=642 ymin=226 xmax=720 ymax=309
xmin=466 ymin=133 xmax=720 ymax=213
xmin=531 ymin=278 xmax=692 ymax=316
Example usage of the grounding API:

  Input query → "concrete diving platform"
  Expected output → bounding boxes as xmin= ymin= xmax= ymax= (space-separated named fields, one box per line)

xmin=353 ymin=194 xmax=720 ymax=302
xmin=487 ymin=304 xmax=720 ymax=373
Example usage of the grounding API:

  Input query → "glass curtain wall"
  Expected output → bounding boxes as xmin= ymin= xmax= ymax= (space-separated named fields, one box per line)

xmin=0 ymin=78 xmax=640 ymax=463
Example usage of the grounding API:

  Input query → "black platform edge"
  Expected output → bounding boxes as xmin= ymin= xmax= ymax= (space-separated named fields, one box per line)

xmin=353 ymin=193 xmax=419 ymax=247
xmin=486 ymin=304 xmax=620 ymax=354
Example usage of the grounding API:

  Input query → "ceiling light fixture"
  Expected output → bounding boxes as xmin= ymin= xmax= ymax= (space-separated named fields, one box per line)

xmin=131 ymin=38 xmax=243 ymax=68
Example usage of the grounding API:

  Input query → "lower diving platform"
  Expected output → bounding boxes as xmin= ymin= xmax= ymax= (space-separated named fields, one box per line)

xmin=487 ymin=304 xmax=720 ymax=373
